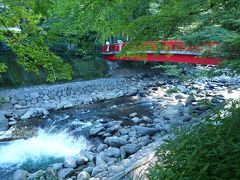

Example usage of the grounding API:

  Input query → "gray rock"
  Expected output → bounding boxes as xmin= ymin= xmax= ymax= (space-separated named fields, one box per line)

xmin=82 ymin=167 xmax=94 ymax=174
xmin=46 ymin=167 xmax=57 ymax=180
xmin=120 ymin=128 xmax=130 ymax=135
xmin=0 ymin=112 xmax=9 ymax=131
xmin=20 ymin=108 xmax=49 ymax=119
xmin=96 ymin=152 xmax=106 ymax=166
xmin=175 ymin=94 xmax=184 ymax=100
xmin=106 ymin=124 xmax=121 ymax=134
xmin=77 ymin=171 xmax=90 ymax=180
xmin=27 ymin=170 xmax=45 ymax=180
xmin=76 ymin=154 xmax=88 ymax=165
xmin=129 ymin=130 xmax=137 ymax=137
xmin=109 ymin=165 xmax=125 ymax=173
xmin=29 ymin=92 xmax=40 ymax=99
xmin=13 ymin=169 xmax=29 ymax=180
xmin=64 ymin=157 xmax=77 ymax=168
xmin=123 ymin=144 xmax=141 ymax=155
xmin=87 ymin=161 xmax=95 ymax=168
xmin=159 ymin=107 xmax=180 ymax=121
xmin=97 ymin=144 xmax=108 ymax=153
xmin=132 ymin=117 xmax=142 ymax=123
xmin=129 ymin=112 xmax=138 ymax=117
xmin=1 ymin=102 xmax=14 ymax=110
xmin=105 ymin=147 xmax=120 ymax=158
xmin=82 ymin=151 xmax=95 ymax=162
xmin=138 ymin=135 xmax=151 ymax=146
xmin=104 ymin=136 xmax=127 ymax=147
xmin=58 ymin=168 xmax=74 ymax=180
xmin=89 ymin=127 xmax=104 ymax=136
xmin=105 ymin=157 xmax=117 ymax=166
xmin=134 ymin=126 xmax=157 ymax=136
xmin=16 ymin=94 xmax=26 ymax=100
xmin=92 ymin=166 xmax=106 ymax=177
xmin=142 ymin=116 xmax=152 ymax=123
xmin=53 ymin=163 xmax=63 ymax=171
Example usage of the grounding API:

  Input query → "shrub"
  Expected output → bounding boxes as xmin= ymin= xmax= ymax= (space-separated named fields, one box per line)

xmin=148 ymin=103 xmax=240 ymax=179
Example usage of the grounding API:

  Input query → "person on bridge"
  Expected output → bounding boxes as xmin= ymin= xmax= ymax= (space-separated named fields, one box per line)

xmin=106 ymin=41 xmax=110 ymax=52
xmin=117 ymin=40 xmax=123 ymax=51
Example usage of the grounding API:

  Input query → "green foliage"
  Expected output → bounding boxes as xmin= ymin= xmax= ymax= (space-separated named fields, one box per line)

xmin=1 ymin=0 xmax=240 ymax=81
xmin=148 ymin=103 xmax=240 ymax=179
xmin=0 ymin=52 xmax=108 ymax=87
xmin=0 ymin=63 xmax=7 ymax=73
xmin=49 ymin=0 xmax=240 ymax=72
xmin=153 ymin=64 xmax=190 ymax=80
xmin=0 ymin=0 xmax=73 ymax=82
xmin=198 ymin=68 xmax=224 ymax=78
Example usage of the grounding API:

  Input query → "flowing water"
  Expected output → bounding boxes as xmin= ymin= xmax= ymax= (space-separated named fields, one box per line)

xmin=0 ymin=95 xmax=154 ymax=179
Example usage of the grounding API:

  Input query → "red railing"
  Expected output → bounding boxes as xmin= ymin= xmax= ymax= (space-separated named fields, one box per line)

xmin=101 ymin=40 xmax=219 ymax=53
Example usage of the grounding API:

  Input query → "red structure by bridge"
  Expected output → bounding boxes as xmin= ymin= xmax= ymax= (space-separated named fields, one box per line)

xmin=101 ymin=40 xmax=222 ymax=65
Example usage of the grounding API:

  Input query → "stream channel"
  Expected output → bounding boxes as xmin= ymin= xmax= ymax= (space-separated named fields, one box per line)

xmin=0 ymin=94 xmax=155 ymax=179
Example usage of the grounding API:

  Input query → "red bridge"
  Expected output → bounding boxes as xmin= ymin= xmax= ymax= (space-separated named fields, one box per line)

xmin=101 ymin=40 xmax=222 ymax=65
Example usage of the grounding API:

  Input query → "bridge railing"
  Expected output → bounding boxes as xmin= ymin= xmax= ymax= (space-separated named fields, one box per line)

xmin=101 ymin=41 xmax=219 ymax=54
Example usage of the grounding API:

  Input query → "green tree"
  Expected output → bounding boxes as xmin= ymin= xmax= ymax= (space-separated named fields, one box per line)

xmin=0 ymin=0 xmax=72 ymax=82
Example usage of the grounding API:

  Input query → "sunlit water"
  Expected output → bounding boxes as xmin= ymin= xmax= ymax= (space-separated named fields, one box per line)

xmin=0 ymin=130 xmax=89 ymax=166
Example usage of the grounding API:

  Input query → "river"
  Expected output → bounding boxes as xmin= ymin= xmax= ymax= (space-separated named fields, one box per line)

xmin=0 ymin=95 xmax=154 ymax=179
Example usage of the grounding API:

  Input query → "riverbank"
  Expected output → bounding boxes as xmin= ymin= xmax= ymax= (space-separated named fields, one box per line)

xmin=0 ymin=67 xmax=240 ymax=180
xmin=0 ymin=70 xmax=156 ymax=131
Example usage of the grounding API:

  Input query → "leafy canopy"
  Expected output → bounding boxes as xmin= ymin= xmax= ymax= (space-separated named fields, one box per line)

xmin=0 ymin=0 xmax=72 ymax=82
xmin=51 ymin=0 xmax=240 ymax=71
xmin=1 ymin=0 xmax=240 ymax=79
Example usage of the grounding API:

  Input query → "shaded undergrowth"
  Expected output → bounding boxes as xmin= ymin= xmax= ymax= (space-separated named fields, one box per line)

xmin=148 ymin=103 xmax=240 ymax=179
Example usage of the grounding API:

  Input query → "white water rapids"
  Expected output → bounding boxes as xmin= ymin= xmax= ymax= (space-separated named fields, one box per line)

xmin=0 ymin=129 xmax=90 ymax=167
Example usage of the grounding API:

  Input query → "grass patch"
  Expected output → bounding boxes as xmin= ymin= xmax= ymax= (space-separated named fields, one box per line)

xmin=148 ymin=103 xmax=240 ymax=179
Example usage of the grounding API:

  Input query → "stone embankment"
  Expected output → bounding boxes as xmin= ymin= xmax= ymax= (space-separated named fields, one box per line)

xmin=11 ymin=72 xmax=240 ymax=180
xmin=0 ymin=77 xmax=147 ymax=130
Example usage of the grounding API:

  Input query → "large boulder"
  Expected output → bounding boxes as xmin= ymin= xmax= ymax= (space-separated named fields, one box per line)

xmin=97 ymin=144 xmax=108 ymax=153
xmin=58 ymin=168 xmax=74 ymax=180
xmin=134 ymin=126 xmax=157 ymax=136
xmin=53 ymin=163 xmax=63 ymax=171
xmin=131 ymin=117 xmax=142 ymax=123
xmin=82 ymin=151 xmax=95 ymax=162
xmin=123 ymin=144 xmax=141 ymax=155
xmin=77 ymin=171 xmax=90 ymax=180
xmin=104 ymin=136 xmax=127 ymax=147
xmin=64 ymin=157 xmax=77 ymax=168
xmin=105 ymin=147 xmax=121 ymax=158
xmin=20 ymin=108 xmax=49 ymax=119
xmin=106 ymin=124 xmax=121 ymax=134
xmin=46 ymin=167 xmax=57 ymax=180
xmin=89 ymin=126 xmax=105 ymax=136
xmin=76 ymin=154 xmax=88 ymax=165
xmin=92 ymin=166 xmax=106 ymax=177
xmin=96 ymin=152 xmax=107 ymax=167
xmin=13 ymin=169 xmax=29 ymax=180
xmin=0 ymin=112 xmax=8 ymax=131
xmin=159 ymin=106 xmax=180 ymax=121
xmin=27 ymin=170 xmax=45 ymax=180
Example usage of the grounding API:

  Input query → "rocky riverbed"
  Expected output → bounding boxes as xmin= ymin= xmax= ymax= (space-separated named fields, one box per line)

xmin=0 ymin=67 xmax=239 ymax=180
